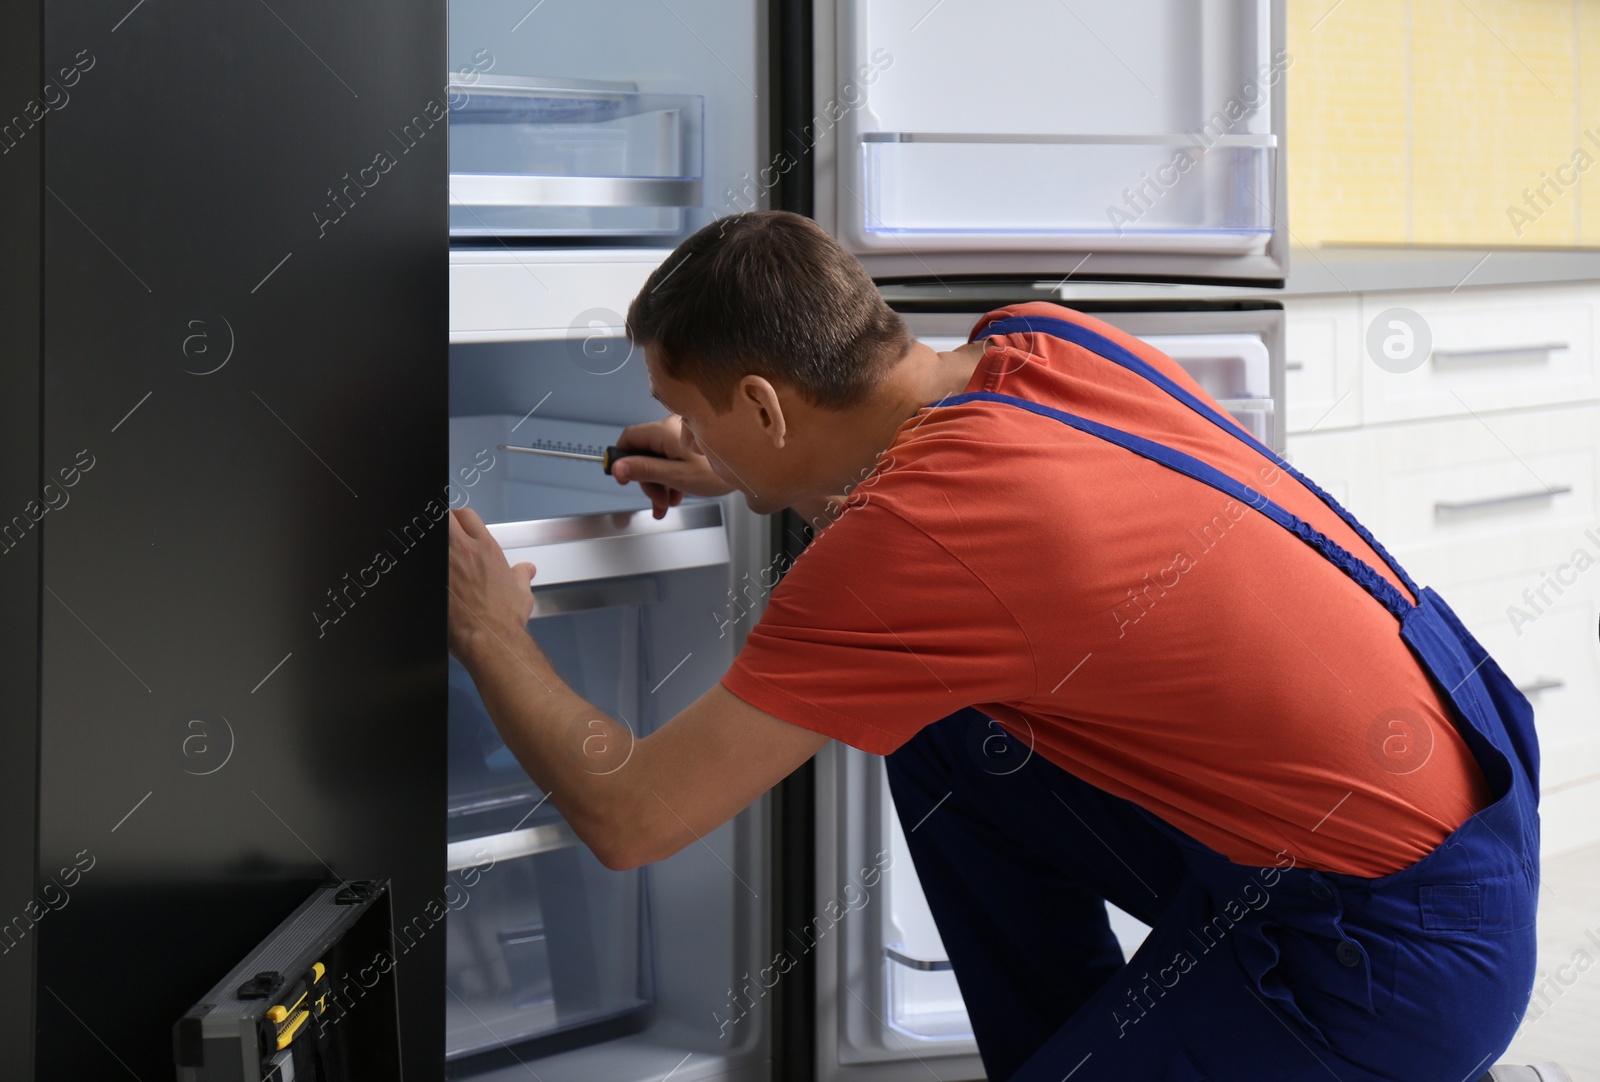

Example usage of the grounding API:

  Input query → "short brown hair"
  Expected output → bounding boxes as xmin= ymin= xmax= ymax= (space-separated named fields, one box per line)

xmin=626 ymin=211 xmax=911 ymax=411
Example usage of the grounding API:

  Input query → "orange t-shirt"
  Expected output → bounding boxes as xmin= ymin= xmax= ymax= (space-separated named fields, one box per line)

xmin=721 ymin=302 xmax=1493 ymax=877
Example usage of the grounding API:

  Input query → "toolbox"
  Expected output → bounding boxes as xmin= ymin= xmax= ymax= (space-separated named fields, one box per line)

xmin=172 ymin=880 xmax=401 ymax=1081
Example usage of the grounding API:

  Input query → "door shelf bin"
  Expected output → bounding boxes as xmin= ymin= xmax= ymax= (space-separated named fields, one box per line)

xmin=860 ymin=135 xmax=1274 ymax=252
xmin=885 ymin=945 xmax=971 ymax=1041
xmin=1142 ymin=333 xmax=1276 ymax=445
xmin=448 ymin=75 xmax=703 ymax=237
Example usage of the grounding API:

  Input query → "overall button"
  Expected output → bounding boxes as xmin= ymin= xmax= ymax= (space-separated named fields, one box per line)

xmin=1336 ymin=940 xmax=1363 ymax=967
xmin=1310 ymin=880 xmax=1333 ymax=902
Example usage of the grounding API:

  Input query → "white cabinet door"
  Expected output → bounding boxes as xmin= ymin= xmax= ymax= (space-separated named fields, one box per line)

xmin=1376 ymin=406 xmax=1598 ymax=589
xmin=1359 ymin=286 xmax=1600 ymax=425
xmin=815 ymin=0 xmax=1288 ymax=283
xmin=1292 ymin=407 xmax=1600 ymax=590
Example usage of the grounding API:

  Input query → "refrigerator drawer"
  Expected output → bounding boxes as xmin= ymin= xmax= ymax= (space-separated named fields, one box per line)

xmin=444 ymin=830 xmax=651 ymax=1061
xmin=448 ymin=75 xmax=703 ymax=238
xmin=449 ymin=586 xmax=649 ymax=817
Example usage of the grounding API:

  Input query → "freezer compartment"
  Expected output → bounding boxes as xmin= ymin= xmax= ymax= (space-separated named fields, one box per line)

xmin=444 ymin=823 xmax=651 ymax=1060
xmin=448 ymin=76 xmax=703 ymax=237
xmin=451 ymin=414 xmax=730 ymax=586
xmin=861 ymin=136 xmax=1274 ymax=252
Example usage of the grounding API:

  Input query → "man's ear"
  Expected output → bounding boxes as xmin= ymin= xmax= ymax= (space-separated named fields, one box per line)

xmin=738 ymin=375 xmax=788 ymax=449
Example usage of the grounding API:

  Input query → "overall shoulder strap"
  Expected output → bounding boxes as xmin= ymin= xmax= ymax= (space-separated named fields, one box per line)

xmin=939 ymin=390 xmax=1416 ymax=621
xmin=974 ymin=313 xmax=1422 ymax=602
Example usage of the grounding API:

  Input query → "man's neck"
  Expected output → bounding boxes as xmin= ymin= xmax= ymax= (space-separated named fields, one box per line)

xmin=798 ymin=339 xmax=989 ymax=494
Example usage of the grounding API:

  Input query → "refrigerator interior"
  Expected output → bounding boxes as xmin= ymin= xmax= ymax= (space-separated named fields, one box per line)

xmin=811 ymin=303 xmax=1283 ymax=1081
xmin=447 ymin=0 xmax=765 ymax=244
xmin=445 ymin=337 xmax=772 ymax=1082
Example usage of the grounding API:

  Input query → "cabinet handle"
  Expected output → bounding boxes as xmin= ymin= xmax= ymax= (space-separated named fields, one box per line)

xmin=1432 ymin=342 xmax=1568 ymax=365
xmin=1517 ymin=677 xmax=1565 ymax=696
xmin=1286 ymin=361 xmax=1306 ymax=372
xmin=885 ymin=946 xmax=953 ymax=972
xmin=1434 ymin=484 xmax=1572 ymax=517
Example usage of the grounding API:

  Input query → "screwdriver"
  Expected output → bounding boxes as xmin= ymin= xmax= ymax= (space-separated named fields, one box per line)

xmin=497 ymin=440 xmax=670 ymax=476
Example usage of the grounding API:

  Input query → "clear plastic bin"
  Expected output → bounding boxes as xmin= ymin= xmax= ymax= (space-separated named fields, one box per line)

xmin=448 ymin=75 xmax=702 ymax=238
xmin=443 ymin=831 xmax=650 ymax=1059
xmin=862 ymin=136 xmax=1274 ymax=249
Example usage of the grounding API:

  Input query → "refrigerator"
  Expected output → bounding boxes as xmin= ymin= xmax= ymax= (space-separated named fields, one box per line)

xmin=798 ymin=2 xmax=1288 ymax=1080
xmin=441 ymin=2 xmax=1285 ymax=1082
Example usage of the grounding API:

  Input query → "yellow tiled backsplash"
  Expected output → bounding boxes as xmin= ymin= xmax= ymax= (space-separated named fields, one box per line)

xmin=1289 ymin=0 xmax=1599 ymax=246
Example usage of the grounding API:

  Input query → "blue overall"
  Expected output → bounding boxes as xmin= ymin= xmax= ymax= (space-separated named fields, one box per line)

xmin=885 ymin=316 xmax=1542 ymax=1082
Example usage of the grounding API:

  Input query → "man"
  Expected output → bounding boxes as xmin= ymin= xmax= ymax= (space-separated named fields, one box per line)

xmin=447 ymin=211 xmax=1547 ymax=1081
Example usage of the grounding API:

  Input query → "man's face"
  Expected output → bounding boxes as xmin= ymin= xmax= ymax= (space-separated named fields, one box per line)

xmin=643 ymin=344 xmax=800 ymax=516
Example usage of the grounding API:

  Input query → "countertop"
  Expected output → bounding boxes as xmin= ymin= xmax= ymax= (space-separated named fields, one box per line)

xmin=1273 ymin=245 xmax=1600 ymax=296
xmin=1064 ymin=246 xmax=1600 ymax=304
xmin=883 ymin=246 xmax=1600 ymax=309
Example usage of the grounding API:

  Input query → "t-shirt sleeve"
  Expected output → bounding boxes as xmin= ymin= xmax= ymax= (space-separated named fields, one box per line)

xmin=720 ymin=500 xmax=1036 ymax=755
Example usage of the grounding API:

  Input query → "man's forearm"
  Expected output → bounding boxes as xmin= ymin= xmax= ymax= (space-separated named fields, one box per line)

xmin=457 ymin=621 xmax=644 ymax=868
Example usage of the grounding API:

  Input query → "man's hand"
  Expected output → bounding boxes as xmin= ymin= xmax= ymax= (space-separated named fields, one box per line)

xmin=448 ymin=507 xmax=536 ymax=662
xmin=612 ymin=416 xmax=735 ymax=519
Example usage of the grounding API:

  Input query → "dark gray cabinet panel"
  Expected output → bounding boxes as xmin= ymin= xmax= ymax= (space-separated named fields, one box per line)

xmin=2 ymin=0 xmax=446 ymax=1077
